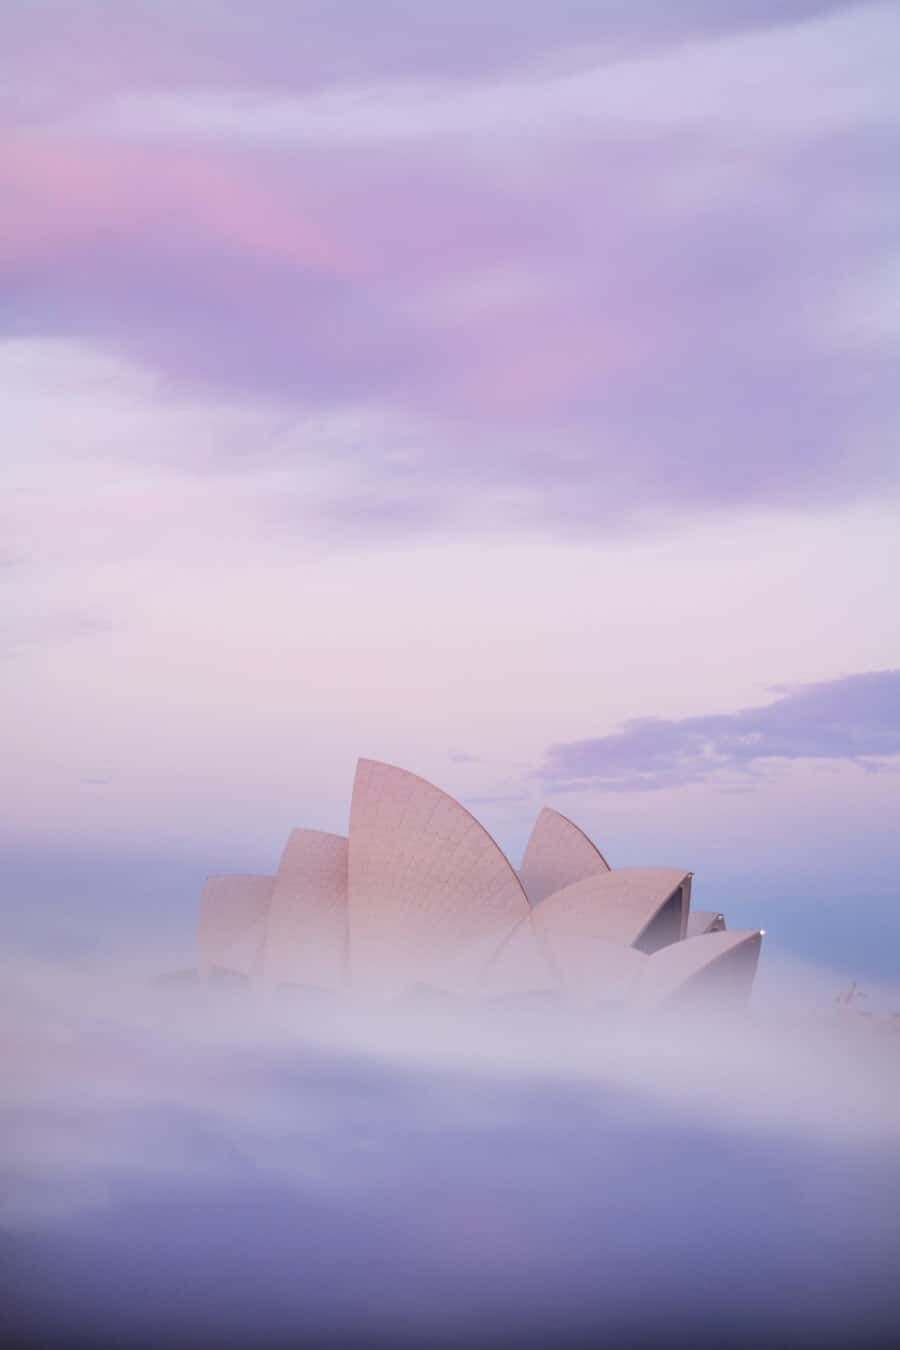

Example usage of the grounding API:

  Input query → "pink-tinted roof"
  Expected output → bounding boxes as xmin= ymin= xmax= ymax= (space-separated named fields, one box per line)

xmin=347 ymin=758 xmax=531 ymax=993
xmin=261 ymin=829 xmax=348 ymax=988
xmin=198 ymin=873 xmax=275 ymax=976
xmin=538 ymin=935 xmax=647 ymax=1007
xmin=533 ymin=867 xmax=691 ymax=955
xmin=479 ymin=917 xmax=559 ymax=998
xmin=685 ymin=909 xmax=726 ymax=937
xmin=416 ymin=920 xmax=522 ymax=996
xmin=519 ymin=807 xmax=610 ymax=906
xmin=419 ymin=916 xmax=558 ymax=999
xmin=631 ymin=930 xmax=763 ymax=1011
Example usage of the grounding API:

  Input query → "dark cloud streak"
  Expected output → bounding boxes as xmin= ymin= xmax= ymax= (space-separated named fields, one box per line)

xmin=541 ymin=670 xmax=900 ymax=791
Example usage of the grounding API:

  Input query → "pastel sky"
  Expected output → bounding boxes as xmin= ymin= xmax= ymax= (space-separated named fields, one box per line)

xmin=3 ymin=1 xmax=899 ymax=983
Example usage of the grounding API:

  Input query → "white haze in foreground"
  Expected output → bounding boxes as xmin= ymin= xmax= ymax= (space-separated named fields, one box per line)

xmin=4 ymin=952 xmax=900 ymax=1350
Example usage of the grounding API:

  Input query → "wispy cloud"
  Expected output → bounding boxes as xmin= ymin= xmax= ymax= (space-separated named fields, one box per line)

xmin=541 ymin=670 xmax=900 ymax=791
xmin=0 ymin=608 xmax=120 ymax=658
xmin=2 ymin=3 xmax=898 ymax=533
xmin=1 ymin=2 xmax=869 ymax=117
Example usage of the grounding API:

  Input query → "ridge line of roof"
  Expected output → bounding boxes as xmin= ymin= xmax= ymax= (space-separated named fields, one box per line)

xmin=354 ymin=757 xmax=531 ymax=911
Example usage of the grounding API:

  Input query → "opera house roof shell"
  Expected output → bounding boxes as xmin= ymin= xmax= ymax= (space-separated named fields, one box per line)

xmin=197 ymin=758 xmax=763 ymax=1010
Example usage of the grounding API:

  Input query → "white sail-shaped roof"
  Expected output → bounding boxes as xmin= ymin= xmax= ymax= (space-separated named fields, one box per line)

xmin=631 ymin=929 xmax=762 ymax=1011
xmin=416 ymin=920 xmax=520 ymax=997
xmin=261 ymin=829 xmax=348 ymax=988
xmin=533 ymin=867 xmax=691 ymax=958
xmin=193 ymin=757 xmax=763 ymax=1009
xmin=519 ymin=807 xmax=610 ymax=906
xmin=347 ymin=758 xmax=531 ymax=993
xmin=686 ymin=909 xmax=726 ymax=937
xmin=538 ymin=934 xmax=647 ymax=1008
xmin=198 ymin=873 xmax=274 ymax=977
xmin=394 ymin=916 xmax=558 ymax=1000
xmin=479 ymin=917 xmax=559 ymax=999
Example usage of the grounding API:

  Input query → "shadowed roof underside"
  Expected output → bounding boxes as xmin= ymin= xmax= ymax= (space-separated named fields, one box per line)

xmin=519 ymin=807 xmax=610 ymax=906
xmin=686 ymin=910 xmax=726 ymax=937
xmin=348 ymin=758 xmax=531 ymax=993
xmin=533 ymin=867 xmax=691 ymax=957
xmin=632 ymin=930 xmax=762 ymax=1011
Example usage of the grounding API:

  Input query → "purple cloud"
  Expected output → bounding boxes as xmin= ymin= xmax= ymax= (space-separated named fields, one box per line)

xmin=1 ymin=1 xmax=869 ymax=114
xmin=540 ymin=670 xmax=900 ymax=792
xmin=2 ymin=1 xmax=898 ymax=535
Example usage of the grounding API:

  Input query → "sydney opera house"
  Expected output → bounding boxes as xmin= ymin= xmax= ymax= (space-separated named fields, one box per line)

xmin=197 ymin=758 xmax=763 ymax=1010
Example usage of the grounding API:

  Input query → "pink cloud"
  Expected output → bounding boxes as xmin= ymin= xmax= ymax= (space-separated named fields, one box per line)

xmin=2 ymin=12 xmax=898 ymax=519
xmin=0 ymin=132 xmax=351 ymax=276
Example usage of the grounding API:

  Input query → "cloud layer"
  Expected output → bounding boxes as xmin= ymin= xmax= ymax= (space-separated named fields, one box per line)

xmin=2 ymin=2 xmax=870 ymax=110
xmin=3 ymin=1 xmax=899 ymax=534
xmin=541 ymin=670 xmax=900 ymax=791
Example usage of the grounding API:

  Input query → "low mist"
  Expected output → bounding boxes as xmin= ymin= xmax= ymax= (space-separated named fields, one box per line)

xmin=4 ymin=952 xmax=899 ymax=1350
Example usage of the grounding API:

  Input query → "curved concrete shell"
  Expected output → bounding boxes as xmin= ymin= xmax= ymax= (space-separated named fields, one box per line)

xmin=479 ymin=917 xmax=559 ymax=999
xmin=262 ymin=829 xmax=348 ymax=989
xmin=686 ymin=909 xmax=726 ymax=937
xmin=384 ymin=916 xmax=558 ymax=1001
xmin=407 ymin=922 xmax=506 ymax=996
xmin=544 ymin=934 xmax=647 ymax=1007
xmin=347 ymin=758 xmax=531 ymax=993
xmin=198 ymin=873 xmax=275 ymax=977
xmin=631 ymin=929 xmax=762 ymax=1011
xmin=418 ymin=920 xmax=524 ymax=997
xmin=533 ymin=867 xmax=691 ymax=960
xmin=519 ymin=807 xmax=610 ymax=906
